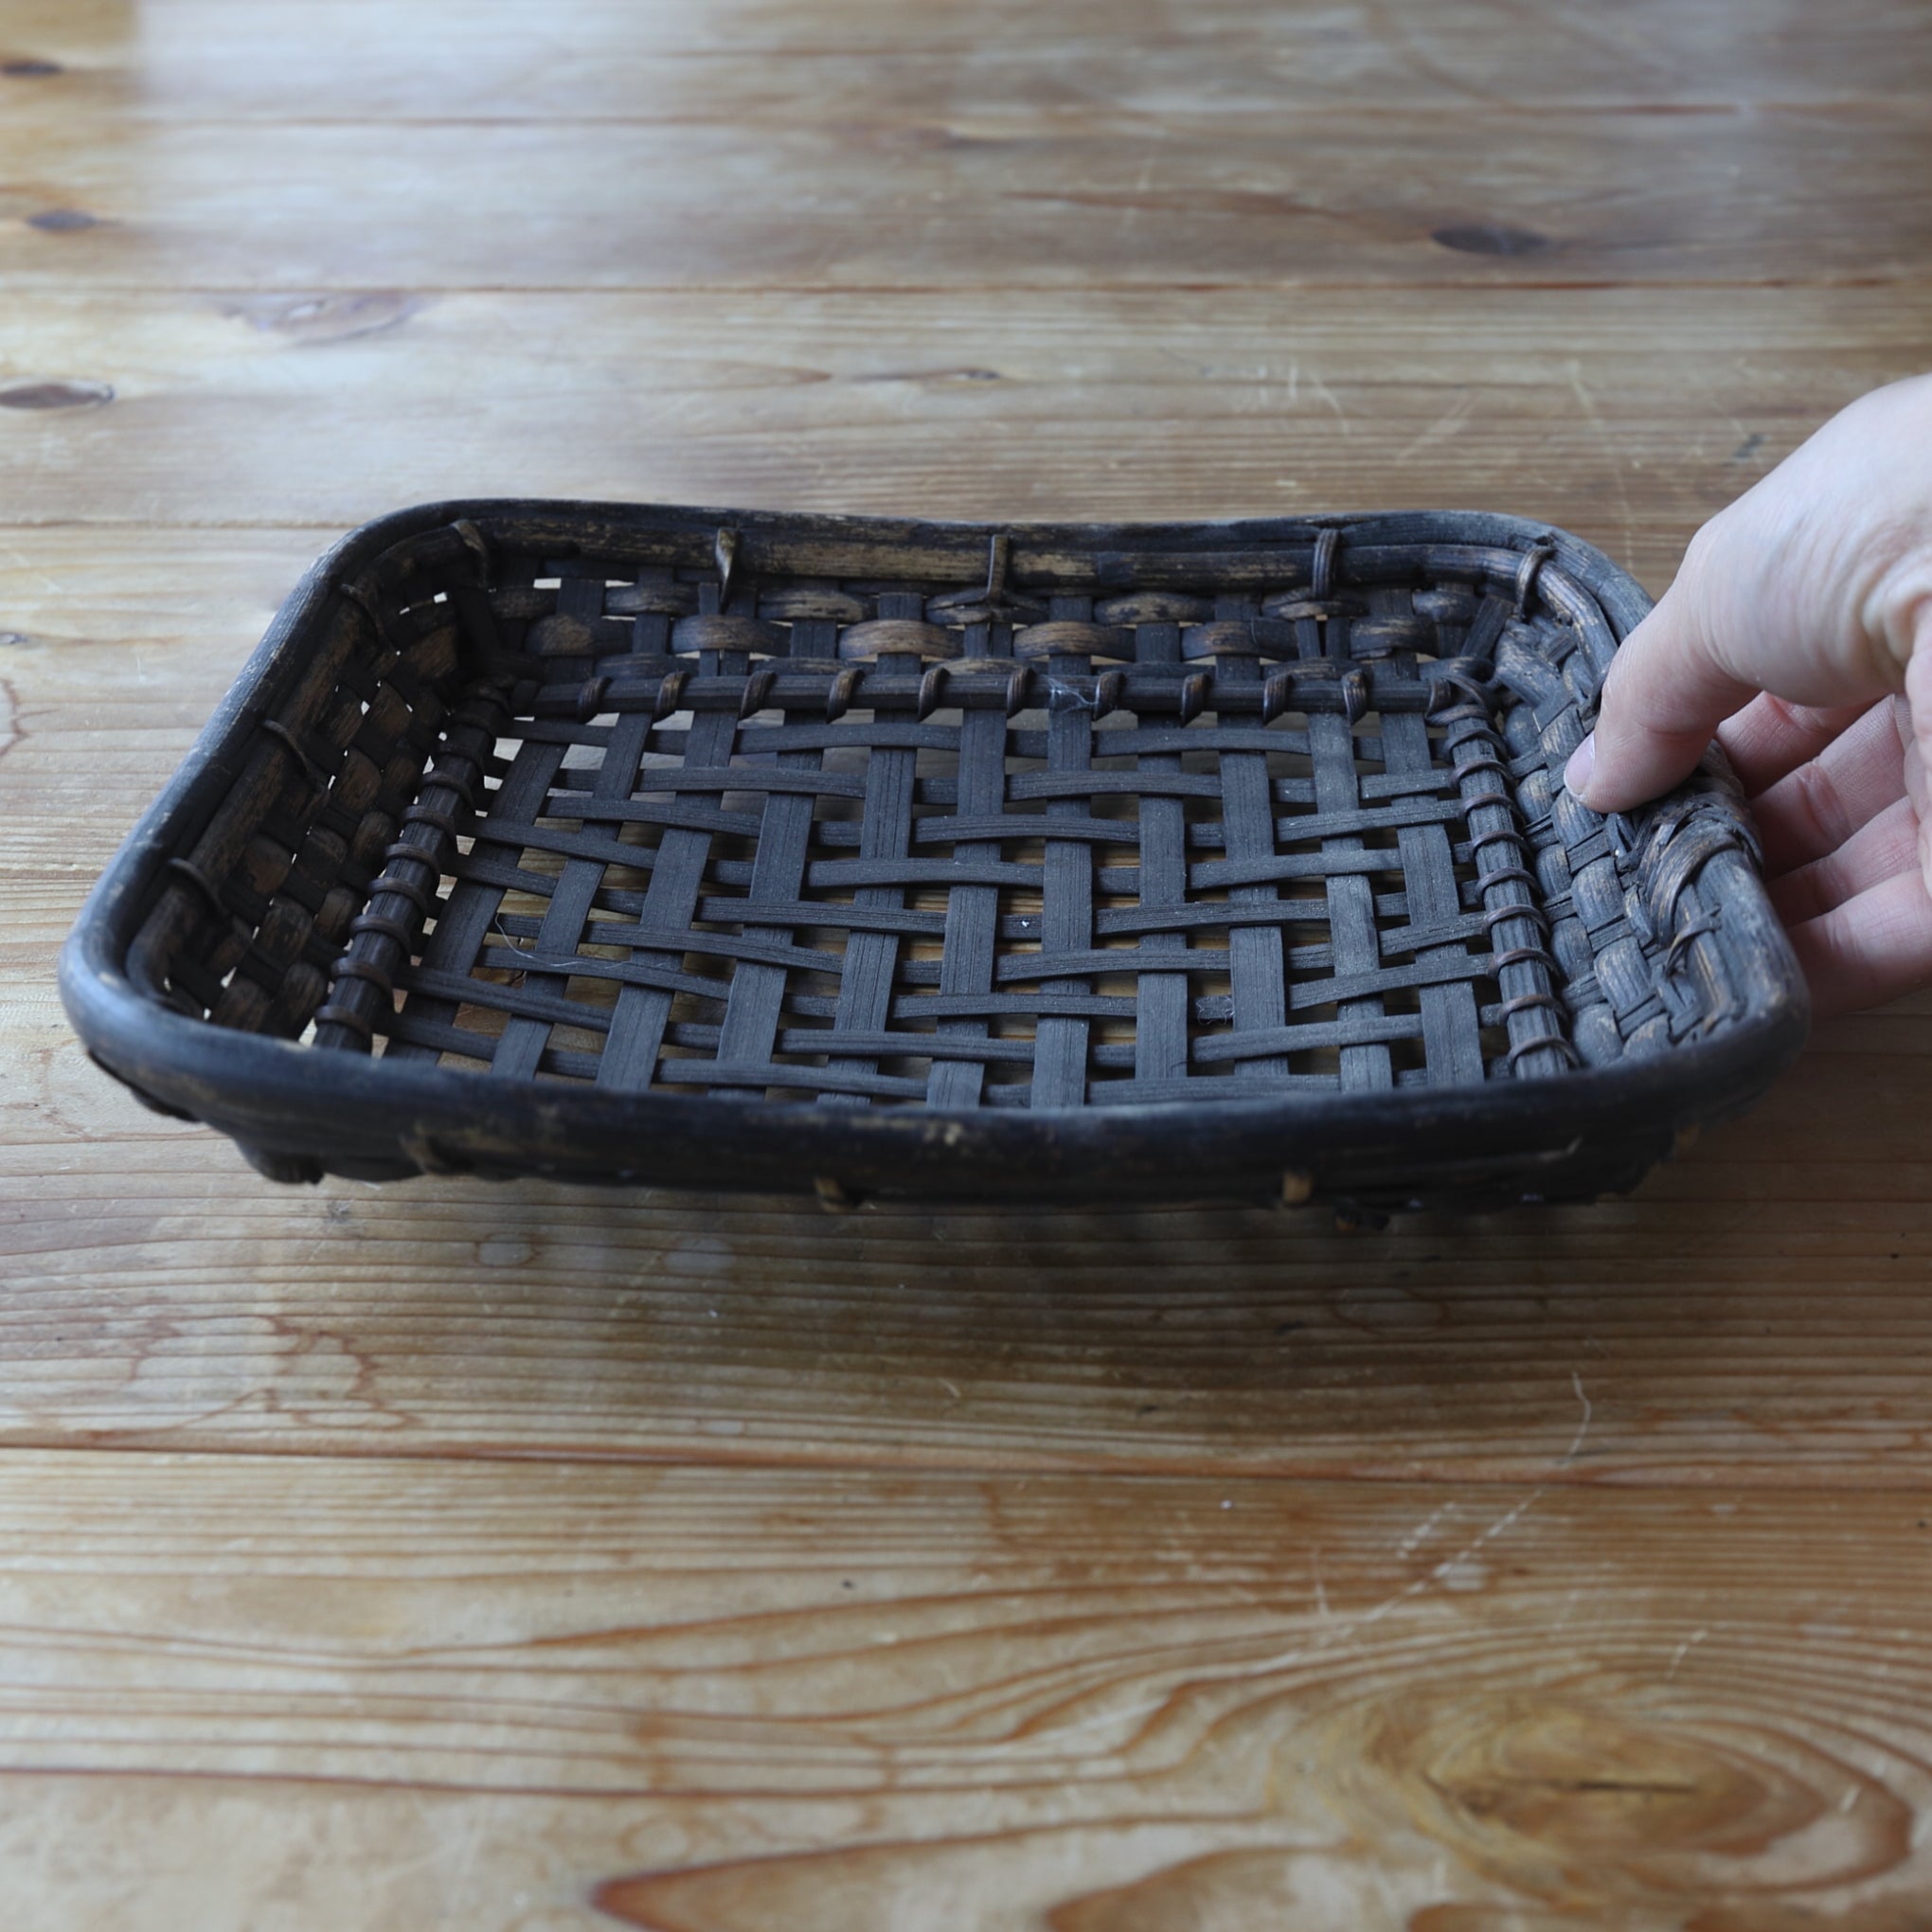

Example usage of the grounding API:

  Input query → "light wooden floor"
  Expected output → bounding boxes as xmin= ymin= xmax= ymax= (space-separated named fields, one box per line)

xmin=4 ymin=3 xmax=1931 ymax=1925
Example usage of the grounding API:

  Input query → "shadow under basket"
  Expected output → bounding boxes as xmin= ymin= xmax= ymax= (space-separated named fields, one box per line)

xmin=61 ymin=502 xmax=1807 ymax=1215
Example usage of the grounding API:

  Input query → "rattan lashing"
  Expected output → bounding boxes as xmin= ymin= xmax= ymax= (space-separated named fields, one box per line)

xmin=62 ymin=504 xmax=1807 ymax=1213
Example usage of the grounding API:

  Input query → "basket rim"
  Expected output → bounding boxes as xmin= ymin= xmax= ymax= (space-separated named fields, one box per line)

xmin=59 ymin=497 xmax=1811 ymax=1203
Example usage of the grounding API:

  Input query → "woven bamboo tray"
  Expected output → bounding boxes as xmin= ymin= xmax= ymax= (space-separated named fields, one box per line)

xmin=61 ymin=502 xmax=1807 ymax=1215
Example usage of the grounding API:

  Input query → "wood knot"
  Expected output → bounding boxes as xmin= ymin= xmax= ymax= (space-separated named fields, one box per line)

xmin=1320 ymin=1689 xmax=1912 ymax=1904
xmin=0 ymin=378 xmax=113 ymax=410
xmin=225 ymin=290 xmax=421 ymax=344
xmin=1432 ymin=222 xmax=1554 ymax=256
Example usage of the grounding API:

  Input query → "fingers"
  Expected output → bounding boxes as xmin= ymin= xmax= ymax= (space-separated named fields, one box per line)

xmin=1566 ymin=582 xmax=1760 ymax=813
xmin=1787 ymin=865 xmax=1932 ymax=1020
xmin=1715 ymin=691 xmax=1875 ymax=796
xmin=1768 ymin=795 xmax=1923 ymax=924
xmin=1747 ymin=694 xmax=1910 ymax=874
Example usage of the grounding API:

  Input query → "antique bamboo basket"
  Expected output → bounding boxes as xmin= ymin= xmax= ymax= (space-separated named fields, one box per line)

xmin=61 ymin=502 xmax=1807 ymax=1214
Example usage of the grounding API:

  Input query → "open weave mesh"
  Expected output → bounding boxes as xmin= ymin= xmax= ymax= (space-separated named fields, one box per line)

xmin=154 ymin=520 xmax=1753 ymax=1112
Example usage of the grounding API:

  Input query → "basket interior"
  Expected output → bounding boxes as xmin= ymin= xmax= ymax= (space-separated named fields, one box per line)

xmin=139 ymin=518 xmax=1760 ymax=1112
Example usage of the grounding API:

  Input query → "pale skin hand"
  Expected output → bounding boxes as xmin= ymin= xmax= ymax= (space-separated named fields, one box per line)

xmin=1565 ymin=373 xmax=1932 ymax=1018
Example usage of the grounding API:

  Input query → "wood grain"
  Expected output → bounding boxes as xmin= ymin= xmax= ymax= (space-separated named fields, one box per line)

xmin=4 ymin=0 xmax=1931 ymax=1921
xmin=9 ymin=0 xmax=1932 ymax=118
xmin=5 ymin=107 xmax=1931 ymax=294
xmin=0 ymin=1452 xmax=1930 ymax=1931
xmin=1 ymin=1086 xmax=1928 ymax=1483
xmin=1 ymin=292 xmax=1924 ymax=547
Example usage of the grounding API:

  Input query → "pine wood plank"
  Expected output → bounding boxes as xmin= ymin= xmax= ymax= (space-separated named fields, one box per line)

xmin=3 ymin=107 xmax=1929 ymax=293
xmin=0 ymin=289 xmax=1923 ymax=541
xmin=9 ymin=0 xmax=1932 ymax=117
xmin=0 ymin=1108 xmax=1925 ymax=1479
xmin=0 ymin=1451 xmax=1928 ymax=1929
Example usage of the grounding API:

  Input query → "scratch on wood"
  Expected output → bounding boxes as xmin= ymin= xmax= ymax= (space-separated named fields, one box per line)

xmin=1666 ymin=1626 xmax=1709 ymax=1680
xmin=1040 ymin=1380 xmax=1606 ymax=1756
xmin=1391 ymin=387 xmax=1476 ymax=464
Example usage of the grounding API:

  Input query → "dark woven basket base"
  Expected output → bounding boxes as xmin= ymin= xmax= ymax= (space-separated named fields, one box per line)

xmin=63 ymin=504 xmax=1808 ymax=1212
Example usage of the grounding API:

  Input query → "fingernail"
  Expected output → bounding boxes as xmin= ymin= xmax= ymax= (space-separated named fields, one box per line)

xmin=1564 ymin=732 xmax=1596 ymax=800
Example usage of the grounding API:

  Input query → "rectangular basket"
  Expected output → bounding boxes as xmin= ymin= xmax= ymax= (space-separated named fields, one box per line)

xmin=61 ymin=502 xmax=1807 ymax=1215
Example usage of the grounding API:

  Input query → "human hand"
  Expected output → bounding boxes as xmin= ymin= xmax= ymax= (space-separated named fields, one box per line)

xmin=1564 ymin=373 xmax=1932 ymax=1018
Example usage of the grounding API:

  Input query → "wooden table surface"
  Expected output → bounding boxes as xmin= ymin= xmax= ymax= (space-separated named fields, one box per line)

xmin=4 ymin=2 xmax=1931 ymax=1924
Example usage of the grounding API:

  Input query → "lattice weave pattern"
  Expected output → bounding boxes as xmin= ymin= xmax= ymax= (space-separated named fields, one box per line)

xmin=144 ymin=518 xmax=1760 ymax=1115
